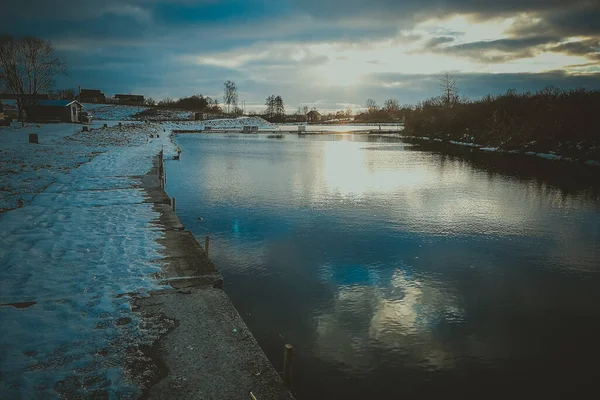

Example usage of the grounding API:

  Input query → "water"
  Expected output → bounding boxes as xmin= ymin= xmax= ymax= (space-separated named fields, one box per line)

xmin=164 ymin=133 xmax=600 ymax=399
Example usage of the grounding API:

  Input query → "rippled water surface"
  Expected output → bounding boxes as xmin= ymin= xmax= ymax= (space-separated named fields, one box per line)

xmin=165 ymin=134 xmax=600 ymax=399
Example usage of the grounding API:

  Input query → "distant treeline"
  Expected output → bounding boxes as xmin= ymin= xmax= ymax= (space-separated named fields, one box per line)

xmin=149 ymin=94 xmax=223 ymax=113
xmin=403 ymin=87 xmax=600 ymax=159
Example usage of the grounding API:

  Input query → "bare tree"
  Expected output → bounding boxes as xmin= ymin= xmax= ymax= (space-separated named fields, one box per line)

xmin=366 ymin=98 xmax=378 ymax=113
xmin=302 ymin=105 xmax=309 ymax=114
xmin=440 ymin=72 xmax=459 ymax=108
xmin=384 ymin=98 xmax=400 ymax=114
xmin=223 ymin=80 xmax=238 ymax=114
xmin=274 ymin=95 xmax=285 ymax=116
xmin=59 ymin=88 xmax=75 ymax=100
xmin=0 ymin=36 xmax=67 ymax=122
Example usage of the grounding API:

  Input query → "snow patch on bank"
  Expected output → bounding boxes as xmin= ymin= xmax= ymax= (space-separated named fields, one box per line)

xmin=162 ymin=116 xmax=276 ymax=132
xmin=82 ymin=103 xmax=149 ymax=121
xmin=0 ymin=122 xmax=174 ymax=398
xmin=449 ymin=140 xmax=479 ymax=147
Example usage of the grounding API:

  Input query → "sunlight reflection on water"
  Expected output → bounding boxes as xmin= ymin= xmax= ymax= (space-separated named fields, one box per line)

xmin=165 ymin=133 xmax=600 ymax=398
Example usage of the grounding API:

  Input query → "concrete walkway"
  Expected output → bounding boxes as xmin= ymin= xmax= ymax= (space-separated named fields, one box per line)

xmin=138 ymin=156 xmax=294 ymax=400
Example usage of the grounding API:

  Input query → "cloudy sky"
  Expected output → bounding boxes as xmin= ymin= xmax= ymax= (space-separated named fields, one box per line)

xmin=3 ymin=0 xmax=600 ymax=111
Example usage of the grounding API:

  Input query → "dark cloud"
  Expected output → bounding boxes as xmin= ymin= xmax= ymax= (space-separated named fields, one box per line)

xmin=2 ymin=0 xmax=600 ymax=106
xmin=509 ymin=3 xmax=600 ymax=38
xmin=363 ymin=70 xmax=600 ymax=103
xmin=431 ymin=36 xmax=560 ymax=63
xmin=423 ymin=36 xmax=456 ymax=49
xmin=292 ymin=0 xmax=593 ymax=23
xmin=550 ymin=39 xmax=600 ymax=60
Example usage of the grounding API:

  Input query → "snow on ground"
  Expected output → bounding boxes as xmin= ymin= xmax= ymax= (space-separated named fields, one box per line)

xmin=0 ymin=121 xmax=143 ymax=212
xmin=162 ymin=116 xmax=276 ymax=131
xmin=82 ymin=103 xmax=149 ymax=121
xmin=134 ymin=108 xmax=194 ymax=121
xmin=449 ymin=140 xmax=480 ymax=147
xmin=0 ymin=121 xmax=177 ymax=398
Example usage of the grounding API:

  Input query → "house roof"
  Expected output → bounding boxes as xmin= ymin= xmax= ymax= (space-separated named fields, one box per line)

xmin=37 ymin=100 xmax=83 ymax=107
xmin=115 ymin=94 xmax=143 ymax=98
xmin=80 ymin=89 xmax=104 ymax=96
xmin=306 ymin=110 xmax=321 ymax=116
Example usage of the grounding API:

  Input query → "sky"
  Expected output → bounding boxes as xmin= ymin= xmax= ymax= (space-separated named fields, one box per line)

xmin=2 ymin=0 xmax=600 ymax=112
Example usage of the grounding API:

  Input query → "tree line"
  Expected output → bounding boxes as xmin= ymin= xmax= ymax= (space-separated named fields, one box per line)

xmin=402 ymin=85 xmax=600 ymax=159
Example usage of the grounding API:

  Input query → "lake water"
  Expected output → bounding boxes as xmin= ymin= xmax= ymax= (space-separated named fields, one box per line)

xmin=165 ymin=133 xmax=600 ymax=399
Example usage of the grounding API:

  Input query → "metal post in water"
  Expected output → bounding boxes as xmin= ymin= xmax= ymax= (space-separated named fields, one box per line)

xmin=205 ymin=235 xmax=210 ymax=256
xmin=283 ymin=344 xmax=293 ymax=390
xmin=171 ymin=197 xmax=176 ymax=211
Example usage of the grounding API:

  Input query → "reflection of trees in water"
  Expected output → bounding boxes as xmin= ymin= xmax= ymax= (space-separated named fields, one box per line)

xmin=407 ymin=140 xmax=600 ymax=204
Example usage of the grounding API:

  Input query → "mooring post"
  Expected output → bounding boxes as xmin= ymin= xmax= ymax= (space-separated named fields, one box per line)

xmin=171 ymin=197 xmax=176 ymax=211
xmin=82 ymin=126 xmax=88 ymax=132
xmin=283 ymin=344 xmax=293 ymax=391
xmin=103 ymin=123 xmax=108 ymax=128
xmin=28 ymin=133 xmax=38 ymax=144
xmin=205 ymin=236 xmax=210 ymax=256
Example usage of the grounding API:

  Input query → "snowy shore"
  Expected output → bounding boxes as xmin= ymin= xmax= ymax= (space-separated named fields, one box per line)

xmin=0 ymin=121 xmax=292 ymax=399
xmin=0 ymin=122 xmax=175 ymax=397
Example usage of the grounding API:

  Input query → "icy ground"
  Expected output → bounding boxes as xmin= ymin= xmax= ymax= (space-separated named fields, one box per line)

xmin=82 ymin=103 xmax=149 ymax=121
xmin=165 ymin=116 xmax=277 ymax=131
xmin=0 ymin=121 xmax=177 ymax=398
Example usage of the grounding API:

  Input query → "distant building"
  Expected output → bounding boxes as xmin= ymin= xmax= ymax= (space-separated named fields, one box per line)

xmin=306 ymin=110 xmax=322 ymax=123
xmin=24 ymin=100 xmax=83 ymax=123
xmin=115 ymin=94 xmax=145 ymax=105
xmin=79 ymin=89 xmax=106 ymax=103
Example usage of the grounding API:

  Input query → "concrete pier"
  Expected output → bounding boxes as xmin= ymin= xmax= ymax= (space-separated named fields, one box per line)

xmin=137 ymin=154 xmax=294 ymax=399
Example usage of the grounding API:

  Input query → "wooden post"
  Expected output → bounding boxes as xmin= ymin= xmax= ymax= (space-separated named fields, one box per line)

xmin=28 ymin=133 xmax=38 ymax=144
xmin=205 ymin=236 xmax=210 ymax=256
xmin=283 ymin=344 xmax=293 ymax=391
xmin=82 ymin=126 xmax=88 ymax=132
xmin=103 ymin=123 xmax=108 ymax=128
xmin=171 ymin=197 xmax=176 ymax=211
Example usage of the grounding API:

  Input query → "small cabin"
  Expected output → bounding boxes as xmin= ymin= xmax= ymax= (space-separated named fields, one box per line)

xmin=115 ymin=94 xmax=145 ymax=105
xmin=79 ymin=89 xmax=106 ymax=103
xmin=306 ymin=110 xmax=322 ymax=123
xmin=25 ymin=100 xmax=83 ymax=123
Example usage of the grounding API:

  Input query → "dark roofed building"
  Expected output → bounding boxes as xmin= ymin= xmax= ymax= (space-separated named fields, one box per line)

xmin=306 ymin=110 xmax=322 ymax=123
xmin=24 ymin=100 xmax=83 ymax=123
xmin=115 ymin=94 xmax=144 ymax=105
xmin=79 ymin=89 xmax=106 ymax=103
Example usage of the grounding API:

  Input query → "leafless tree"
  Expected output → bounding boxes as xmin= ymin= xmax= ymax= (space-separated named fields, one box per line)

xmin=384 ymin=98 xmax=400 ymax=114
xmin=59 ymin=88 xmax=75 ymax=100
xmin=440 ymin=72 xmax=460 ymax=108
xmin=0 ymin=35 xmax=67 ymax=122
xmin=366 ymin=98 xmax=378 ymax=113
xmin=223 ymin=80 xmax=238 ymax=114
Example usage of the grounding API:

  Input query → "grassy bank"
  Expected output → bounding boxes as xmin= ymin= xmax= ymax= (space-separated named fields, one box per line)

xmin=403 ymin=87 xmax=600 ymax=161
